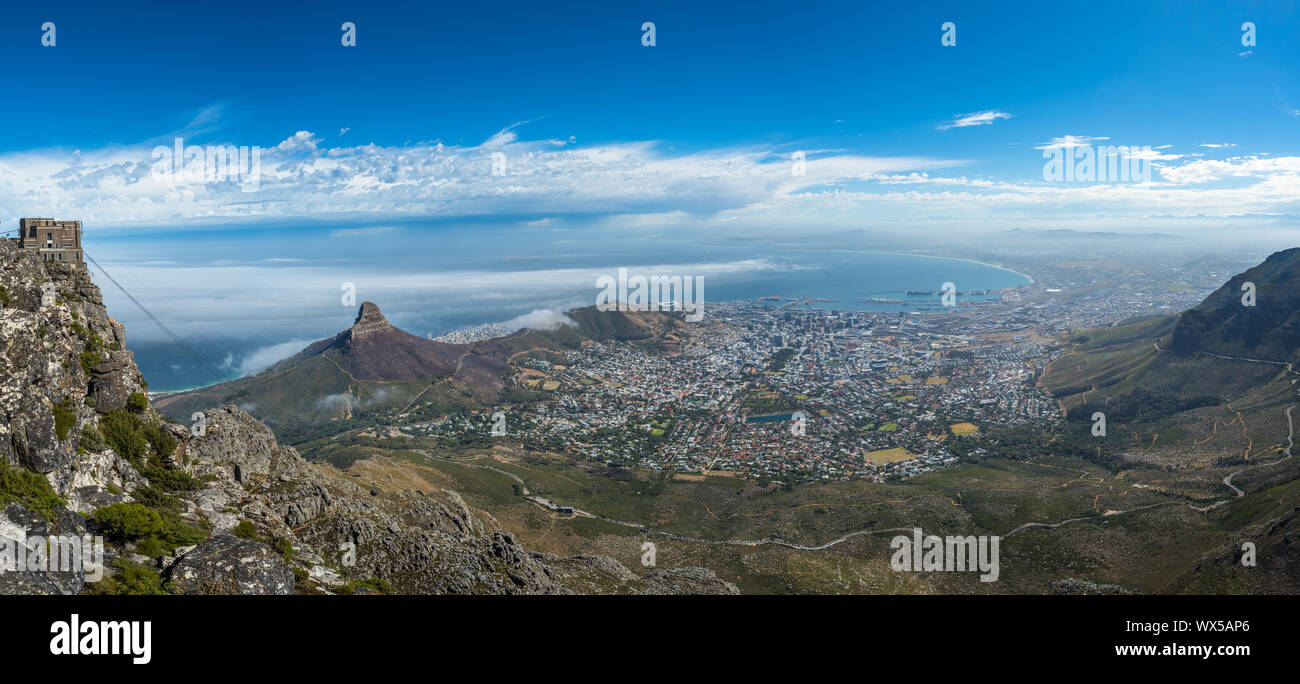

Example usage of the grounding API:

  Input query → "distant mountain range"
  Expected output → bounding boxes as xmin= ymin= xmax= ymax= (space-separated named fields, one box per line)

xmin=1001 ymin=228 xmax=1175 ymax=239
xmin=155 ymin=302 xmax=686 ymax=438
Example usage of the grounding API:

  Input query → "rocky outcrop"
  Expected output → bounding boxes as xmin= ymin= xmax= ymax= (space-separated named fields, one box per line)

xmin=46 ymin=446 xmax=145 ymax=515
xmin=0 ymin=503 xmax=90 ymax=595
xmin=347 ymin=301 xmax=397 ymax=340
xmin=184 ymin=406 xmax=283 ymax=483
xmin=166 ymin=535 xmax=294 ymax=595
xmin=638 ymin=567 xmax=740 ymax=595
xmin=172 ymin=404 xmax=738 ymax=595
xmin=0 ymin=238 xmax=145 ymax=491
xmin=0 ymin=239 xmax=737 ymax=596
xmin=88 ymin=352 xmax=145 ymax=412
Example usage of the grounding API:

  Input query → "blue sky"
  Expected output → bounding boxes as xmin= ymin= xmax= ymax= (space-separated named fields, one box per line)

xmin=1 ymin=0 xmax=1298 ymax=388
xmin=4 ymin=1 xmax=1296 ymax=174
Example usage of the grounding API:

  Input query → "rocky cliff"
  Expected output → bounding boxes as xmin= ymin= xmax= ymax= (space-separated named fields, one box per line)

xmin=0 ymin=238 xmax=736 ymax=595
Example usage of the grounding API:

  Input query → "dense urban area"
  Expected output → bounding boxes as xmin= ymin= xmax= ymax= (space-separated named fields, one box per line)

xmin=392 ymin=255 xmax=1231 ymax=484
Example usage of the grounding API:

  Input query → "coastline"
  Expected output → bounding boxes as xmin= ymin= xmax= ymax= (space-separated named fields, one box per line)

xmin=805 ymin=248 xmax=1036 ymax=286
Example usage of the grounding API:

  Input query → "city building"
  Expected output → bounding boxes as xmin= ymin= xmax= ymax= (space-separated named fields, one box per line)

xmin=14 ymin=218 xmax=83 ymax=267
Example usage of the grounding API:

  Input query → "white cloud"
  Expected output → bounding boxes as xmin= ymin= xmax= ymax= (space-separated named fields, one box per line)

xmin=315 ymin=387 xmax=395 ymax=410
xmin=2 ymin=121 xmax=1297 ymax=246
xmin=1034 ymin=135 xmax=1110 ymax=150
xmin=316 ymin=393 xmax=353 ymax=410
xmin=275 ymin=130 xmax=322 ymax=153
xmin=500 ymin=308 xmax=577 ymax=331
xmin=222 ymin=338 xmax=315 ymax=375
xmin=0 ymin=129 xmax=962 ymax=231
xmin=1157 ymin=155 xmax=1300 ymax=184
xmin=483 ymin=118 xmax=540 ymax=147
xmin=937 ymin=110 xmax=1013 ymax=130
xmin=1122 ymin=147 xmax=1183 ymax=161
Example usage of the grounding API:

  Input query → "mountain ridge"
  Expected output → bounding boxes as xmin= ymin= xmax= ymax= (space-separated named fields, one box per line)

xmin=1167 ymin=247 xmax=1300 ymax=362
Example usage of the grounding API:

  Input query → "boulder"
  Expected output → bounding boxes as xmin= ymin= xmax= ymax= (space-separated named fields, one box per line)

xmin=166 ymin=534 xmax=294 ymax=595
xmin=0 ymin=503 xmax=91 ymax=595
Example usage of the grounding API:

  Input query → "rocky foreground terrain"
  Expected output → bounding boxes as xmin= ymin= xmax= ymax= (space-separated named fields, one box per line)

xmin=0 ymin=238 xmax=736 ymax=595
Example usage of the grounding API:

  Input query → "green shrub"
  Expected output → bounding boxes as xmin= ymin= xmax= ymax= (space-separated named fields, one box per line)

xmin=91 ymin=502 xmax=206 ymax=555
xmin=126 ymin=392 xmax=148 ymax=413
xmin=78 ymin=350 xmax=101 ymax=375
xmin=0 ymin=458 xmax=66 ymax=521
xmin=79 ymin=425 xmax=105 ymax=452
xmin=100 ymin=410 xmax=199 ymax=496
xmin=129 ymin=484 xmax=181 ymax=511
xmin=272 ymin=535 xmax=294 ymax=562
xmin=84 ymin=558 xmax=167 ymax=596
xmin=100 ymin=410 xmax=148 ymax=464
xmin=157 ymin=511 xmax=207 ymax=549
xmin=52 ymin=399 xmax=76 ymax=441
xmin=140 ymin=422 xmax=176 ymax=458
xmin=114 ymin=560 xmax=168 ymax=594
xmin=0 ymin=285 xmax=9 ymax=307
xmin=70 ymin=322 xmax=103 ymax=348
xmin=92 ymin=503 xmax=163 ymax=540
xmin=233 ymin=520 xmax=258 ymax=539
xmin=135 ymin=536 xmax=168 ymax=558
xmin=138 ymin=464 xmax=200 ymax=492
